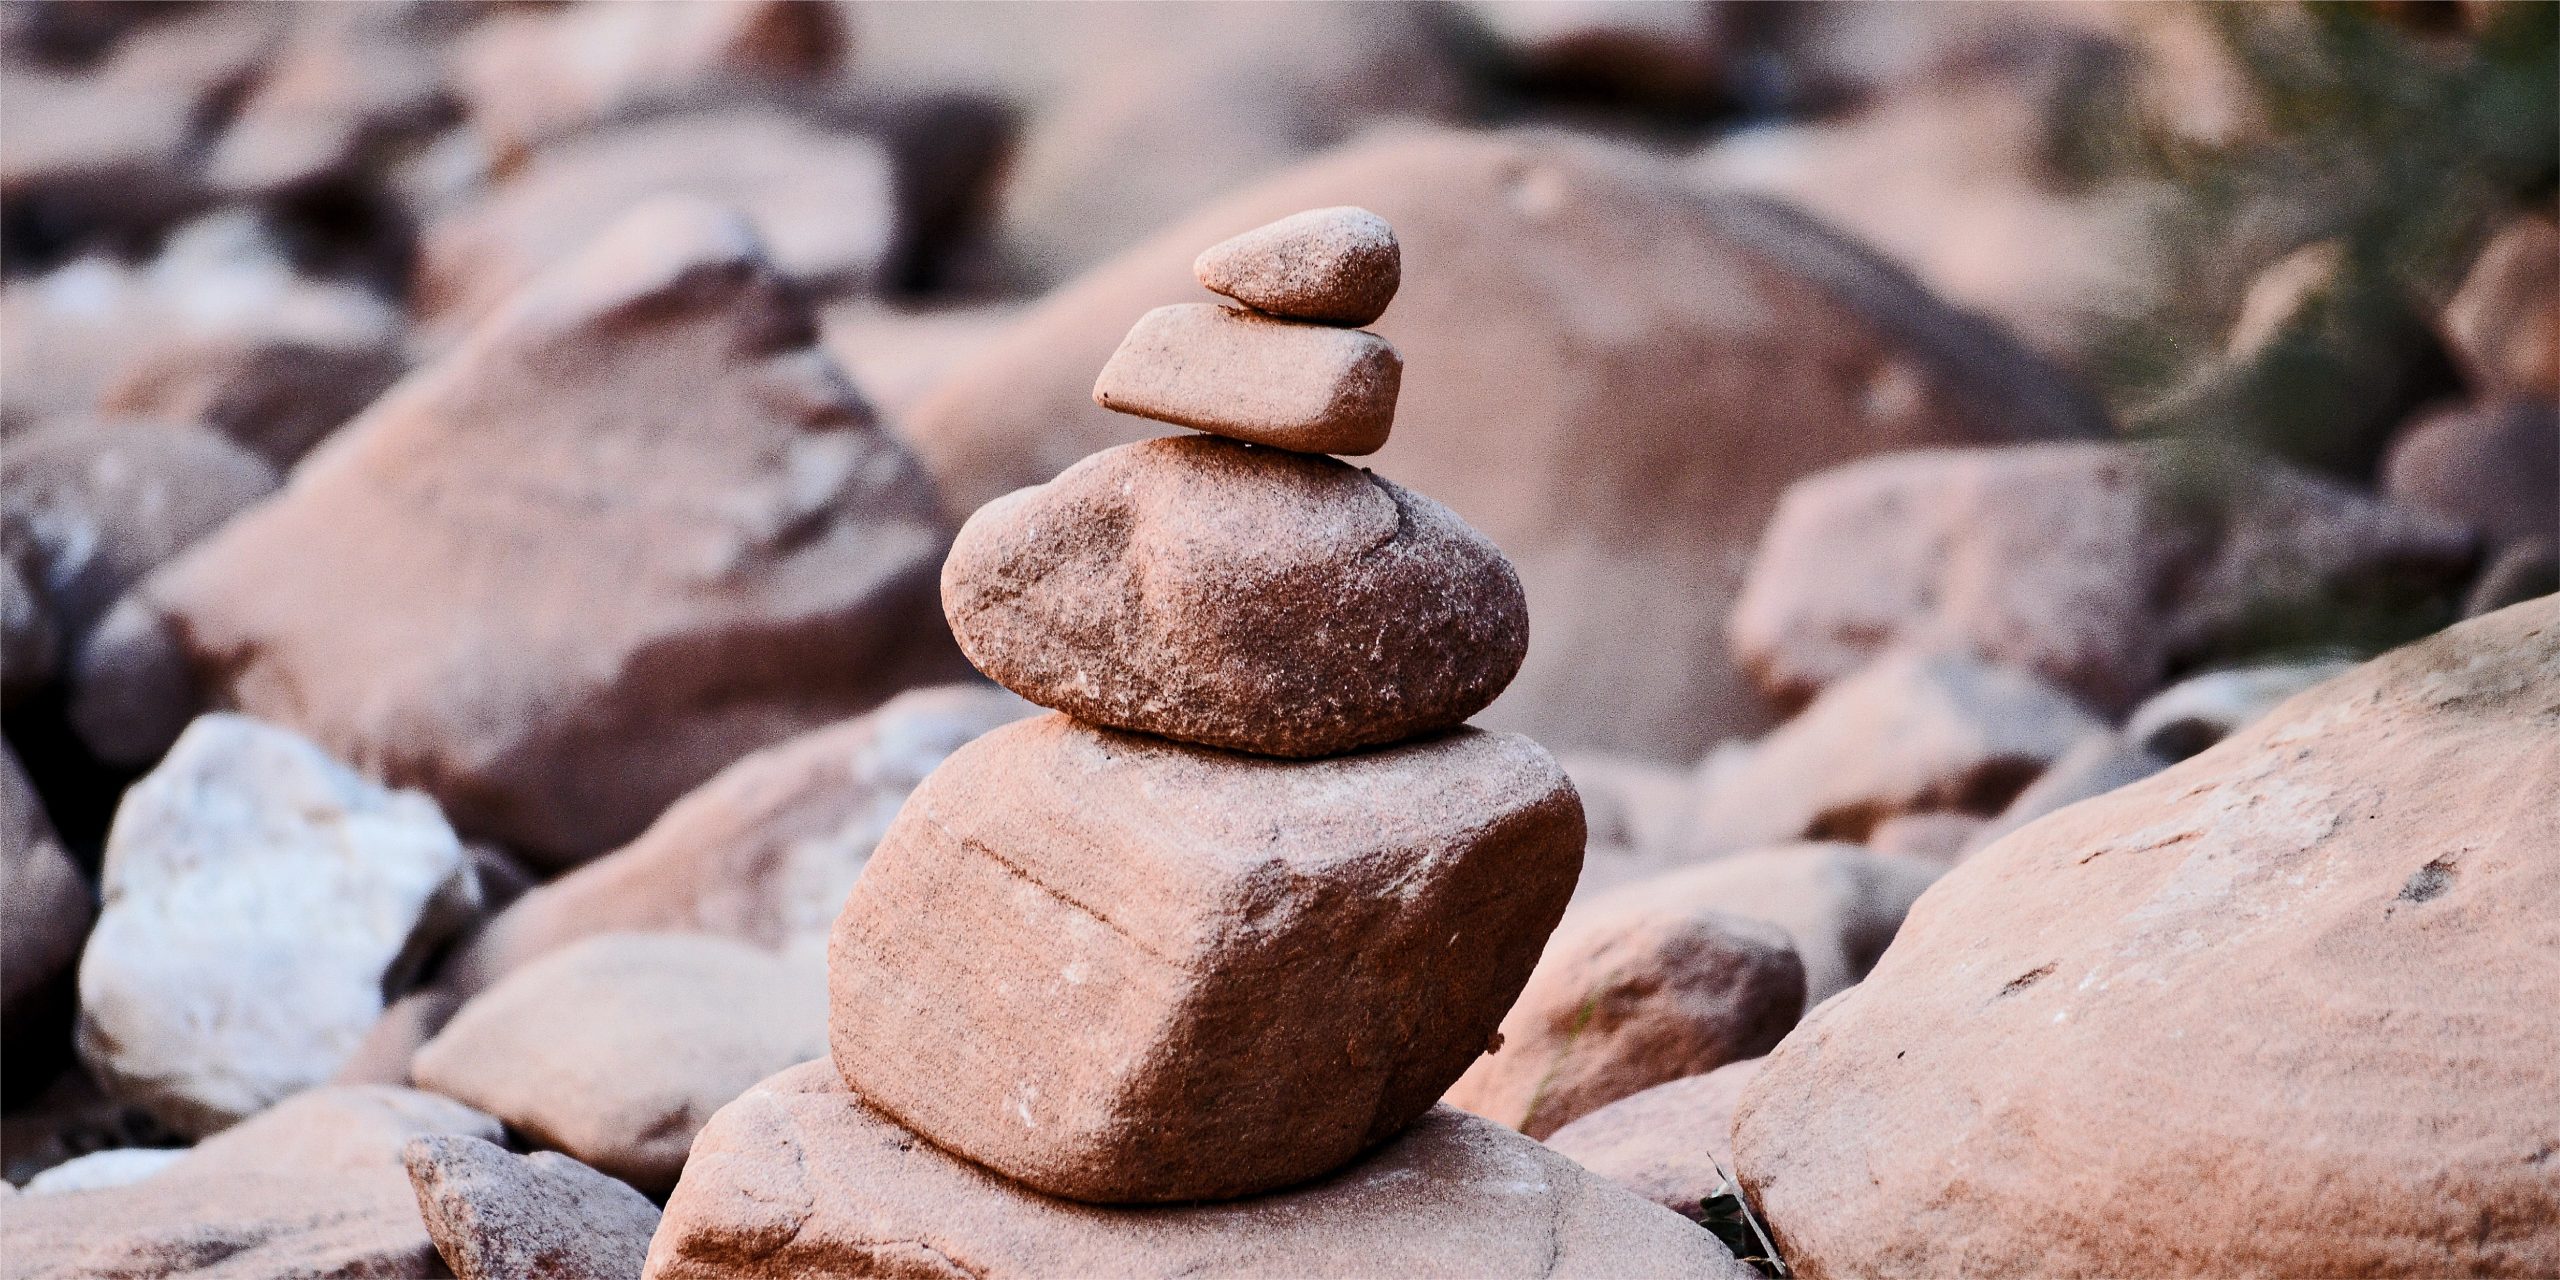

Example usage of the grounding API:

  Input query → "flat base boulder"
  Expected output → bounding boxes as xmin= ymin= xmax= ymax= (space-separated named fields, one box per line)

xmin=643 ymin=1061 xmax=1753 ymax=1279
xmin=0 ymin=1169 xmax=439 ymax=1278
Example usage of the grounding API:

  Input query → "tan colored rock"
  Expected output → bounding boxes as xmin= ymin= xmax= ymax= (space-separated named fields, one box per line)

xmin=906 ymin=128 xmax=2109 ymax=761
xmin=1733 ymin=442 xmax=2475 ymax=715
xmin=1544 ymin=1057 xmax=1765 ymax=1220
xmin=1966 ymin=729 xmax=2167 ymax=855
xmin=2382 ymin=400 xmax=2558 ymax=554
xmin=179 ymin=1085 xmax=504 ymax=1178
xmin=415 ymin=111 xmax=897 ymax=336
xmin=1445 ymin=882 xmax=1802 ymax=1140
xmin=2442 ymin=213 xmax=2559 ymax=401
xmin=944 ymin=435 xmax=1526 ymax=757
xmin=414 ymin=933 xmax=828 ymax=1196
xmin=1733 ymin=598 xmax=2560 ymax=1278
xmin=200 ymin=3 xmax=454 ymax=198
xmin=1685 ymin=650 xmax=2102 ymax=857
xmin=820 ymin=300 xmax=1024 ymax=427
xmin=831 ymin=713 xmax=1583 ymax=1203
xmin=1865 ymin=811 xmax=1989 ymax=863
xmin=1193 ymin=205 xmax=1401 ymax=326
xmin=1561 ymin=751 xmax=1699 ymax=902
xmin=78 ymin=714 xmax=480 ymax=1138
xmin=0 ymin=1168 xmax=442 ymax=1278
xmin=327 ymin=991 xmax=460 ymax=1088
xmin=1092 ymin=304 xmax=1402 ymax=454
xmin=102 ymin=199 xmax=963 ymax=866
xmin=406 ymin=1134 xmax=661 ymax=1280
xmin=642 ymin=1061 xmax=1755 ymax=1279
xmin=444 ymin=685 xmax=1029 ymax=995
xmin=2 ymin=747 xmax=87 ymax=1044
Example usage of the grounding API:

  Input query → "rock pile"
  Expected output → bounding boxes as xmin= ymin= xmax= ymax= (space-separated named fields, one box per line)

xmin=649 ymin=210 xmax=1738 ymax=1275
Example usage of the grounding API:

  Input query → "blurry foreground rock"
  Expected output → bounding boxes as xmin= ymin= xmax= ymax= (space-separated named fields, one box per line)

xmin=1 ymin=747 xmax=87 ymax=1053
xmin=1734 ymin=441 xmax=2476 ymax=716
xmin=413 ymin=933 xmax=827 ymax=1196
xmin=641 ymin=1062 xmax=1753 ymax=1279
xmin=76 ymin=715 xmax=478 ymax=1137
xmin=1735 ymin=598 xmax=2560 ymax=1276
xmin=406 ymin=1133 xmax=661 ymax=1280
xmin=443 ymin=684 xmax=1028 ymax=995
xmin=905 ymin=127 xmax=2110 ymax=760
xmin=1545 ymin=1057 xmax=1766 ymax=1222
xmin=0 ymin=1083 xmax=499 ymax=1278
xmin=91 ymin=198 xmax=965 ymax=866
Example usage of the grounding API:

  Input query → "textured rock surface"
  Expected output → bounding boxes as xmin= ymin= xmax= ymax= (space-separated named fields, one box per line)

xmin=1092 ymin=304 xmax=1402 ymax=455
xmin=1544 ymin=1057 xmax=1765 ymax=1221
xmin=1685 ymin=650 xmax=2102 ymax=857
xmin=2 ymin=747 xmax=88 ymax=1041
xmin=1445 ymin=884 xmax=1802 ymax=1140
xmin=1734 ymin=442 xmax=2476 ymax=714
xmin=406 ymin=1133 xmax=662 ymax=1280
xmin=1193 ymin=205 xmax=1401 ymax=325
xmin=643 ymin=1061 xmax=1754 ymax=1279
xmin=945 ymin=435 xmax=1527 ymax=757
xmin=1735 ymin=598 xmax=2560 ymax=1278
xmin=77 ymin=714 xmax=479 ymax=1137
xmin=831 ymin=714 xmax=1584 ymax=1203
xmin=105 ymin=199 xmax=963 ymax=866
xmin=445 ymin=685 xmax=1029 ymax=994
xmin=0 ymin=1168 xmax=442 ymax=1278
xmin=906 ymin=128 xmax=2108 ymax=760
xmin=1631 ymin=843 xmax=1943 ymax=1006
xmin=414 ymin=933 xmax=827 ymax=1196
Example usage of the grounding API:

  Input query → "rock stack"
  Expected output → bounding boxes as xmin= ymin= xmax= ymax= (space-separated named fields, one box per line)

xmin=646 ymin=209 xmax=1746 ymax=1275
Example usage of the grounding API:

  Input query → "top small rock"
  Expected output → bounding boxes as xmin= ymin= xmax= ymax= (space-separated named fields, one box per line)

xmin=1195 ymin=207 xmax=1400 ymax=326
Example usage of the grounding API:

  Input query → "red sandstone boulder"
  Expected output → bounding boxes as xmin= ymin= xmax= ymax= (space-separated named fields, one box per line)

xmin=443 ymin=684 xmax=1028 ymax=995
xmin=830 ymin=713 xmax=1583 ymax=1203
xmin=1732 ymin=442 xmax=2476 ymax=716
xmin=641 ymin=1061 xmax=1755 ymax=1279
xmin=1734 ymin=598 xmax=2560 ymax=1277
xmin=1445 ymin=877 xmax=1803 ymax=1140
xmin=943 ymin=436 xmax=1526 ymax=758
xmin=904 ymin=128 xmax=2110 ymax=761
xmin=1544 ymin=1057 xmax=1766 ymax=1221
xmin=96 ymin=198 xmax=964 ymax=866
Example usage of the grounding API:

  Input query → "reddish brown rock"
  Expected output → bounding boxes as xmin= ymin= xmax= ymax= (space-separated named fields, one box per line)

xmin=415 ymin=110 xmax=897 ymax=336
xmin=1193 ymin=205 xmax=1401 ymax=326
xmin=1734 ymin=598 xmax=2560 ymax=1278
xmin=1444 ymin=880 xmax=1803 ymax=1140
xmin=406 ymin=1134 xmax=661 ymax=1280
xmin=101 ymin=199 xmax=963 ymax=866
xmin=1544 ymin=1057 xmax=1766 ymax=1221
xmin=2442 ymin=213 xmax=2559 ymax=401
xmin=907 ymin=129 xmax=2108 ymax=761
xmin=414 ymin=933 xmax=828 ymax=1197
xmin=1684 ymin=650 xmax=2101 ymax=857
xmin=1092 ymin=304 xmax=1402 ymax=455
xmin=944 ymin=435 xmax=1527 ymax=758
xmin=642 ymin=1061 xmax=1754 ymax=1279
xmin=2382 ymin=400 xmax=2558 ymax=554
xmin=830 ymin=713 xmax=1583 ymax=1203
xmin=444 ymin=685 xmax=1029 ymax=995
xmin=1732 ymin=442 xmax=2476 ymax=715
xmin=0 ymin=1168 xmax=442 ymax=1278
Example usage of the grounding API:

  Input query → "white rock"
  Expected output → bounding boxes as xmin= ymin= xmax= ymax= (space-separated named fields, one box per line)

xmin=21 ymin=1147 xmax=184 ymax=1195
xmin=76 ymin=714 xmax=481 ymax=1136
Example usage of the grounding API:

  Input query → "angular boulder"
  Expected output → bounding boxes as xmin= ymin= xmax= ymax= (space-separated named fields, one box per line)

xmin=413 ymin=933 xmax=828 ymax=1196
xmin=1683 ymin=650 xmax=2101 ymax=857
xmin=1733 ymin=442 xmax=2476 ymax=715
xmin=907 ymin=128 xmax=2109 ymax=760
xmin=943 ymin=435 xmax=1527 ymax=757
xmin=406 ymin=1134 xmax=662 ymax=1280
xmin=1443 ymin=878 xmax=1803 ymax=1140
xmin=443 ymin=684 xmax=1029 ymax=995
xmin=100 ymin=198 xmax=964 ymax=866
xmin=830 ymin=714 xmax=1584 ymax=1203
xmin=1544 ymin=1057 xmax=1766 ymax=1221
xmin=642 ymin=1061 xmax=1754 ymax=1279
xmin=77 ymin=714 xmax=480 ymax=1137
xmin=1734 ymin=599 xmax=2560 ymax=1278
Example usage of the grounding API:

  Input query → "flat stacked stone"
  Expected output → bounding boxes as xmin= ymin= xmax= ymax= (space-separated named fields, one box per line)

xmin=650 ymin=210 xmax=1721 ymax=1275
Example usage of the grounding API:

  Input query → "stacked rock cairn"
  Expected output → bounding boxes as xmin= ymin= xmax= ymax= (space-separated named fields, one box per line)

xmin=828 ymin=207 xmax=1587 ymax=1205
